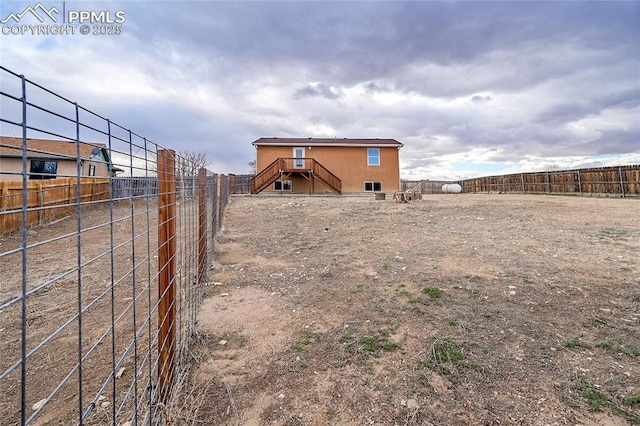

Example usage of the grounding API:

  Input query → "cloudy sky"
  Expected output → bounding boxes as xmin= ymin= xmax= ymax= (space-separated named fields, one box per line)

xmin=1 ymin=1 xmax=639 ymax=179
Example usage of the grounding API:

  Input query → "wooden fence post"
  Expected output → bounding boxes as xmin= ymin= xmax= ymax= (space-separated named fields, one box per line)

xmin=157 ymin=149 xmax=176 ymax=402
xmin=198 ymin=168 xmax=207 ymax=284
xmin=211 ymin=174 xmax=218 ymax=239
xmin=216 ymin=174 xmax=223 ymax=232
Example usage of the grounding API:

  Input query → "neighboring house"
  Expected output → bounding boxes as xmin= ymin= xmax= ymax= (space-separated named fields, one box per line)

xmin=0 ymin=136 xmax=123 ymax=182
xmin=251 ymin=137 xmax=403 ymax=194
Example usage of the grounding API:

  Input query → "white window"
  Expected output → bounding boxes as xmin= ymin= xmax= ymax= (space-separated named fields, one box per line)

xmin=89 ymin=164 xmax=96 ymax=176
xmin=293 ymin=147 xmax=305 ymax=168
xmin=274 ymin=180 xmax=292 ymax=191
xmin=364 ymin=181 xmax=382 ymax=192
xmin=367 ymin=148 xmax=380 ymax=166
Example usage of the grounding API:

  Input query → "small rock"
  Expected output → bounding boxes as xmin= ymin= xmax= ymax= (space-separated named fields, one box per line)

xmin=278 ymin=393 xmax=285 ymax=399
xmin=116 ymin=367 xmax=125 ymax=379
xmin=219 ymin=340 xmax=227 ymax=345
xmin=220 ymin=293 xmax=230 ymax=297
xmin=406 ymin=399 xmax=420 ymax=410
xmin=101 ymin=401 xmax=111 ymax=408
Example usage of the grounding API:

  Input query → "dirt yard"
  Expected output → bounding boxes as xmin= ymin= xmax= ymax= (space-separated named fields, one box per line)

xmin=176 ymin=194 xmax=640 ymax=425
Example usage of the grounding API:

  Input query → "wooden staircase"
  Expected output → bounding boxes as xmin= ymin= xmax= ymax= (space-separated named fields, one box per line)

xmin=250 ymin=158 xmax=342 ymax=195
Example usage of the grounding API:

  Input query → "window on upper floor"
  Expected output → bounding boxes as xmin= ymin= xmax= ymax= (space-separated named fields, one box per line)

xmin=367 ymin=148 xmax=380 ymax=166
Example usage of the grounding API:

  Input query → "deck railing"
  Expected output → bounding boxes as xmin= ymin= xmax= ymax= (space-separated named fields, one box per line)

xmin=250 ymin=157 xmax=282 ymax=194
xmin=310 ymin=159 xmax=342 ymax=194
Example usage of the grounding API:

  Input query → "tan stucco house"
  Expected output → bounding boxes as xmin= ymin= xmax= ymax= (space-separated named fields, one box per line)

xmin=0 ymin=136 xmax=123 ymax=182
xmin=250 ymin=137 xmax=403 ymax=194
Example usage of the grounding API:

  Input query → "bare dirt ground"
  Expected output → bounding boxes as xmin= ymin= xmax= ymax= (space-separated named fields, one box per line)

xmin=176 ymin=194 xmax=640 ymax=425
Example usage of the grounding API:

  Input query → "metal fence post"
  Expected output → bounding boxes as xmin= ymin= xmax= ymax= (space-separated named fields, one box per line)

xmin=546 ymin=171 xmax=551 ymax=193
xmin=198 ymin=168 xmax=207 ymax=284
xmin=619 ymin=166 xmax=626 ymax=198
xmin=577 ymin=169 xmax=583 ymax=194
xmin=157 ymin=149 xmax=176 ymax=402
xmin=19 ymin=73 xmax=29 ymax=426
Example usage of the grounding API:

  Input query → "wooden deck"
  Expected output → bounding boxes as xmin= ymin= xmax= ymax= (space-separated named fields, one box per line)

xmin=250 ymin=158 xmax=342 ymax=195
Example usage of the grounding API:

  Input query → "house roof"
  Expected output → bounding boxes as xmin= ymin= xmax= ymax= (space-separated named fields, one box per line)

xmin=253 ymin=137 xmax=403 ymax=148
xmin=0 ymin=136 xmax=106 ymax=160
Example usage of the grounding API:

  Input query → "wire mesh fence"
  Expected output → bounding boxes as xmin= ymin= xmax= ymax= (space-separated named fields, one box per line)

xmin=0 ymin=66 xmax=230 ymax=425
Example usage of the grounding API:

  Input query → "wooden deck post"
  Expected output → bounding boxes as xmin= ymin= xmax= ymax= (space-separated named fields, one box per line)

xmin=198 ymin=168 xmax=207 ymax=284
xmin=157 ymin=149 xmax=176 ymax=402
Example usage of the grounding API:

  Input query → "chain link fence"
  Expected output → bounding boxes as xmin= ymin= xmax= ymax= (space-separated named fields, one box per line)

xmin=0 ymin=66 xmax=230 ymax=424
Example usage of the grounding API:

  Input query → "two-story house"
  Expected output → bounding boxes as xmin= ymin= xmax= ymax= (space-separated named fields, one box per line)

xmin=250 ymin=137 xmax=403 ymax=195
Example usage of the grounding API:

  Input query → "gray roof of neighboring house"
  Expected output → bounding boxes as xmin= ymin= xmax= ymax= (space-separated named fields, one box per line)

xmin=0 ymin=136 xmax=124 ymax=172
xmin=253 ymin=137 xmax=403 ymax=148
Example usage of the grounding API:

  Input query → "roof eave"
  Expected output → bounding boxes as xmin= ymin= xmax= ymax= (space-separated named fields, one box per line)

xmin=253 ymin=140 xmax=403 ymax=148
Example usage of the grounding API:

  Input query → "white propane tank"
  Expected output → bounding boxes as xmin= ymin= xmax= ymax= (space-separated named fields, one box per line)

xmin=441 ymin=183 xmax=462 ymax=193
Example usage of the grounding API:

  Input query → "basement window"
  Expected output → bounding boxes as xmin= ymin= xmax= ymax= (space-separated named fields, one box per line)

xmin=364 ymin=181 xmax=382 ymax=192
xmin=30 ymin=160 xmax=58 ymax=179
xmin=274 ymin=180 xmax=292 ymax=191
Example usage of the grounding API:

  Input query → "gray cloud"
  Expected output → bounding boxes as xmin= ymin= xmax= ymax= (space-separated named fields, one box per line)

xmin=1 ymin=0 xmax=637 ymax=178
xmin=294 ymin=83 xmax=343 ymax=100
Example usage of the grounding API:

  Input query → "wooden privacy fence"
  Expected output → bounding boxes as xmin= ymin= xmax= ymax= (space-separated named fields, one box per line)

xmin=457 ymin=165 xmax=639 ymax=197
xmin=0 ymin=177 xmax=110 ymax=234
xmin=402 ymin=165 xmax=639 ymax=198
